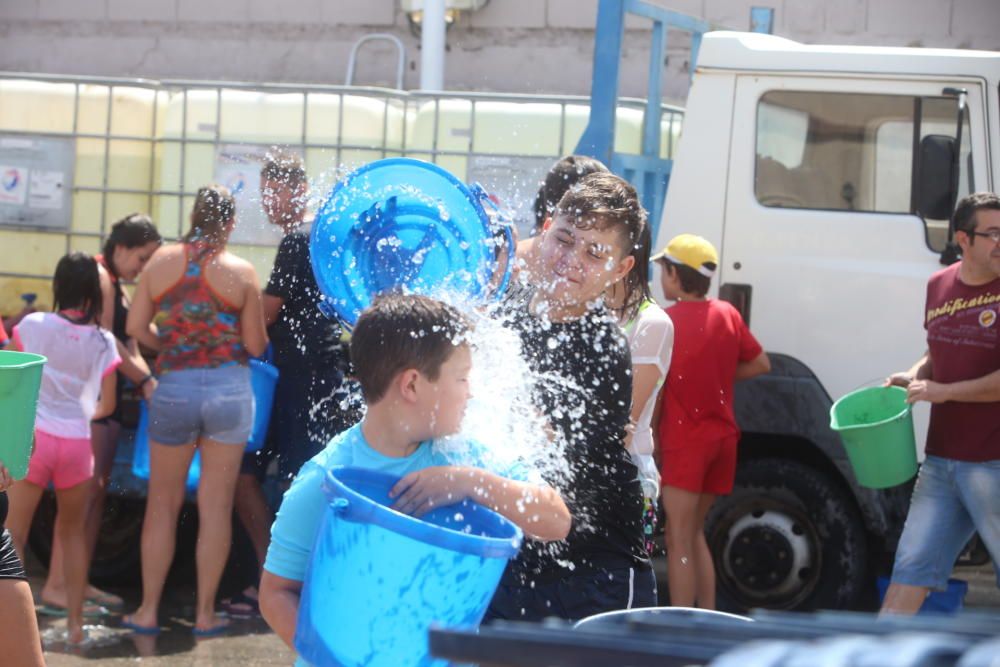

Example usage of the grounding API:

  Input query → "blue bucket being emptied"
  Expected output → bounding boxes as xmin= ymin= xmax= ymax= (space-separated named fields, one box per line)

xmin=310 ymin=157 xmax=513 ymax=327
xmin=295 ymin=466 xmax=522 ymax=667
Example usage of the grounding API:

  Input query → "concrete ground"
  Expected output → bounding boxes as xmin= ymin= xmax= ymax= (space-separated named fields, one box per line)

xmin=34 ymin=560 xmax=997 ymax=666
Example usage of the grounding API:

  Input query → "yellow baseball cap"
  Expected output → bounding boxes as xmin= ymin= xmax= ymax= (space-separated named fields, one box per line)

xmin=651 ymin=233 xmax=719 ymax=277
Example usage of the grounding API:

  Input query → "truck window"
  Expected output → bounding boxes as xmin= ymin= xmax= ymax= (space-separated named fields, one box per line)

xmin=755 ymin=91 xmax=972 ymax=251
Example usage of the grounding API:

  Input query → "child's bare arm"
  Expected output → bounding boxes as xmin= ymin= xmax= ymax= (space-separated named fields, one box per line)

xmin=735 ymin=351 xmax=771 ymax=382
xmin=92 ymin=372 xmax=117 ymax=420
xmin=390 ymin=466 xmax=571 ymax=542
xmin=259 ymin=571 xmax=303 ymax=651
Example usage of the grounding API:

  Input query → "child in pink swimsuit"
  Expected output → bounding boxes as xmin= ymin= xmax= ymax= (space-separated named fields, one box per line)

xmin=5 ymin=252 xmax=119 ymax=644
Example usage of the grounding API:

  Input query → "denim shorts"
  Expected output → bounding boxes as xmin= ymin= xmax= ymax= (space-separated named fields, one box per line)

xmin=147 ymin=365 xmax=253 ymax=446
xmin=890 ymin=455 xmax=1000 ymax=590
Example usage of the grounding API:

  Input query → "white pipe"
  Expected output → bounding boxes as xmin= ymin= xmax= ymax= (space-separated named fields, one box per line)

xmin=420 ymin=0 xmax=446 ymax=91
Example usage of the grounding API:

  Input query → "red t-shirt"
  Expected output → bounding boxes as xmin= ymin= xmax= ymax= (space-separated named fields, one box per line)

xmin=658 ymin=299 xmax=763 ymax=448
xmin=0 ymin=318 xmax=7 ymax=346
xmin=924 ymin=263 xmax=1000 ymax=461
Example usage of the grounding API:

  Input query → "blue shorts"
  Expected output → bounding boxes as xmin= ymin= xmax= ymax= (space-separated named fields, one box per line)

xmin=890 ymin=455 xmax=1000 ymax=590
xmin=147 ymin=365 xmax=253 ymax=446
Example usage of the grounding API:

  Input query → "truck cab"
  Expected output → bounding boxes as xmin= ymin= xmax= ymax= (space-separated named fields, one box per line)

xmin=649 ymin=31 xmax=999 ymax=610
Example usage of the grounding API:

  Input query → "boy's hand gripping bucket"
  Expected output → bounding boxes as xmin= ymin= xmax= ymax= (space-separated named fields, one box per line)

xmin=0 ymin=350 xmax=47 ymax=479
xmin=295 ymin=466 xmax=523 ymax=667
xmin=309 ymin=157 xmax=513 ymax=327
xmin=830 ymin=385 xmax=918 ymax=489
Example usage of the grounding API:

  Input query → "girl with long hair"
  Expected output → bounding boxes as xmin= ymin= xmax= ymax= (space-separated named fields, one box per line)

xmin=6 ymin=252 xmax=121 ymax=644
xmin=124 ymin=185 xmax=267 ymax=636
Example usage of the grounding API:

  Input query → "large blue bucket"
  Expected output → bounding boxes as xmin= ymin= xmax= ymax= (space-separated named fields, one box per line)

xmin=310 ymin=158 xmax=513 ymax=327
xmin=295 ymin=466 xmax=522 ymax=667
xmin=246 ymin=359 xmax=279 ymax=453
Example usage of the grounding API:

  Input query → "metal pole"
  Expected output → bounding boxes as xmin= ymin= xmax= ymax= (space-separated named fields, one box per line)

xmin=420 ymin=0 xmax=447 ymax=91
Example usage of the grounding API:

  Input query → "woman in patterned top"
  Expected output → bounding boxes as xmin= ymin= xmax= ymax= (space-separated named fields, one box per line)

xmin=123 ymin=185 xmax=268 ymax=636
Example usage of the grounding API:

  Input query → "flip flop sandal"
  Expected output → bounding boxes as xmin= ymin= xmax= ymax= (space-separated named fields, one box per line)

xmin=192 ymin=618 xmax=230 ymax=638
xmin=87 ymin=590 xmax=125 ymax=611
xmin=221 ymin=591 xmax=260 ymax=618
xmin=37 ymin=602 xmax=110 ymax=618
xmin=121 ymin=616 xmax=161 ymax=636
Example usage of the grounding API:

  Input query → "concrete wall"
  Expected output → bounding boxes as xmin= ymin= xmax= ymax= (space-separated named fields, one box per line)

xmin=1 ymin=0 xmax=998 ymax=102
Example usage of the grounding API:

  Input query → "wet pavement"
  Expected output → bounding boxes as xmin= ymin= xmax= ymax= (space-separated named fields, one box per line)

xmin=30 ymin=556 xmax=999 ymax=666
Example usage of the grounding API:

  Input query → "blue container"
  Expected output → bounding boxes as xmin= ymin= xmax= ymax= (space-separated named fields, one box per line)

xmin=877 ymin=576 xmax=968 ymax=614
xmin=295 ymin=466 xmax=522 ymax=667
xmin=131 ymin=400 xmax=201 ymax=492
xmin=310 ymin=158 xmax=512 ymax=327
xmin=246 ymin=359 xmax=279 ymax=453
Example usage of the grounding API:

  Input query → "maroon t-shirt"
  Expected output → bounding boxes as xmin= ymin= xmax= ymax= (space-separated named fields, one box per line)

xmin=924 ymin=263 xmax=1000 ymax=461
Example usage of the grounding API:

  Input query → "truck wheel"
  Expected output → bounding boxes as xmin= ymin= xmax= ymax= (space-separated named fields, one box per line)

xmin=28 ymin=492 xmax=145 ymax=586
xmin=705 ymin=458 xmax=868 ymax=611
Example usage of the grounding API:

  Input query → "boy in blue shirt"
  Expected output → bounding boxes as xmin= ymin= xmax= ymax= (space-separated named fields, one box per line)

xmin=259 ymin=294 xmax=571 ymax=654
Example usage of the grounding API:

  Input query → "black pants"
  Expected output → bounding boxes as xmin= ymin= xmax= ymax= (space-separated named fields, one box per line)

xmin=485 ymin=565 xmax=657 ymax=623
xmin=0 ymin=495 xmax=25 ymax=580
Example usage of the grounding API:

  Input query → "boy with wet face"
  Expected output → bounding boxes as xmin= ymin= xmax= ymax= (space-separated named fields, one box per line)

xmin=259 ymin=294 xmax=570 ymax=658
xmin=487 ymin=172 xmax=657 ymax=622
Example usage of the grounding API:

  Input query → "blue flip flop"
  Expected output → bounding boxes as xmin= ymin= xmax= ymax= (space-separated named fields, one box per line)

xmin=121 ymin=616 xmax=161 ymax=636
xmin=192 ymin=619 xmax=230 ymax=638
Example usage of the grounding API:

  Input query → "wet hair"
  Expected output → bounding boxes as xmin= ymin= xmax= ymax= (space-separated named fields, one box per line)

xmin=619 ymin=218 xmax=653 ymax=322
xmin=261 ymin=149 xmax=307 ymax=187
xmin=102 ymin=213 xmax=161 ymax=278
xmin=183 ymin=184 xmax=236 ymax=244
xmin=52 ymin=252 xmax=102 ymax=325
xmin=953 ymin=192 xmax=1000 ymax=241
xmin=556 ymin=172 xmax=649 ymax=313
xmin=663 ymin=260 xmax=712 ymax=298
xmin=350 ymin=294 xmax=471 ymax=404
xmin=532 ymin=155 xmax=610 ymax=234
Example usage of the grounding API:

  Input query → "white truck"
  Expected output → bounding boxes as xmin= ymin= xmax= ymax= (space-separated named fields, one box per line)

xmin=625 ymin=30 xmax=997 ymax=610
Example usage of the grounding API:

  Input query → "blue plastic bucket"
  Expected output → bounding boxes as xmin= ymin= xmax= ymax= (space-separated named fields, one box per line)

xmin=246 ymin=359 xmax=279 ymax=453
xmin=310 ymin=158 xmax=512 ymax=327
xmin=295 ymin=466 xmax=522 ymax=667
xmin=876 ymin=576 xmax=968 ymax=614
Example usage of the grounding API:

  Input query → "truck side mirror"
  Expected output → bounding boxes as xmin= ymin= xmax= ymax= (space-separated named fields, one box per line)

xmin=916 ymin=134 xmax=957 ymax=221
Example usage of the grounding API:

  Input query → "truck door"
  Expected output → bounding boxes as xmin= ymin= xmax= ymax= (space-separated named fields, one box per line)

xmin=722 ymin=75 xmax=987 ymax=449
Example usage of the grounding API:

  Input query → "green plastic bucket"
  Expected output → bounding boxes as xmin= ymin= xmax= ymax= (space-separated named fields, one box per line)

xmin=830 ymin=385 xmax=917 ymax=489
xmin=0 ymin=350 xmax=47 ymax=480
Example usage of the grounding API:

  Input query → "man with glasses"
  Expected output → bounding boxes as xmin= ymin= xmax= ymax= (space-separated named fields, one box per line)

xmin=881 ymin=192 xmax=1000 ymax=614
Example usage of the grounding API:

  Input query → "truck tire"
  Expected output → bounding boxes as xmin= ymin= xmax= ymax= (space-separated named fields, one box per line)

xmin=28 ymin=492 xmax=145 ymax=586
xmin=705 ymin=458 xmax=868 ymax=612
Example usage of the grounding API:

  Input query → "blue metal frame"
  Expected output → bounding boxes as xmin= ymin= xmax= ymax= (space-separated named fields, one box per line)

xmin=575 ymin=0 xmax=710 ymax=238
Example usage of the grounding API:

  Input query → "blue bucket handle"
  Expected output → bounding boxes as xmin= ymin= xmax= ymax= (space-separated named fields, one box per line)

xmin=331 ymin=497 xmax=349 ymax=514
xmin=470 ymin=183 xmax=515 ymax=299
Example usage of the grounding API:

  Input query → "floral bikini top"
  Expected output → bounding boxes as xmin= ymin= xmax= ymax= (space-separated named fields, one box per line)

xmin=153 ymin=242 xmax=248 ymax=374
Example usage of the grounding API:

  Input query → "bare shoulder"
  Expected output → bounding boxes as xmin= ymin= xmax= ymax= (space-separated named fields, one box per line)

xmin=97 ymin=262 xmax=115 ymax=292
xmin=142 ymin=244 xmax=186 ymax=291
xmin=218 ymin=251 xmax=259 ymax=282
xmin=146 ymin=243 xmax=185 ymax=270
